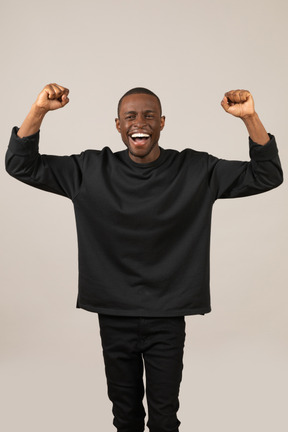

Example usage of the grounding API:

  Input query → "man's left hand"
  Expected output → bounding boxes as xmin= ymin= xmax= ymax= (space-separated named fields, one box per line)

xmin=221 ymin=90 xmax=255 ymax=119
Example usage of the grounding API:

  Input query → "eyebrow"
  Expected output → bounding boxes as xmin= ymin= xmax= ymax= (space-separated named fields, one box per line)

xmin=123 ymin=110 xmax=157 ymax=115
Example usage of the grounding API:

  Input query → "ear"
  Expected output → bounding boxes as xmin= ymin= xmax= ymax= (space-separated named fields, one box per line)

xmin=160 ymin=116 xmax=166 ymax=131
xmin=115 ymin=118 xmax=121 ymax=133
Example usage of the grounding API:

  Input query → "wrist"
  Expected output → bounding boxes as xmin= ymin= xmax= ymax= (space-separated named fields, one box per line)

xmin=241 ymin=112 xmax=270 ymax=145
xmin=31 ymin=103 xmax=48 ymax=119
xmin=241 ymin=111 xmax=258 ymax=123
xmin=17 ymin=104 xmax=47 ymax=139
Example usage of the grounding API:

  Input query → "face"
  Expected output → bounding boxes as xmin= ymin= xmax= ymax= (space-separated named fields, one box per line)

xmin=115 ymin=93 xmax=165 ymax=164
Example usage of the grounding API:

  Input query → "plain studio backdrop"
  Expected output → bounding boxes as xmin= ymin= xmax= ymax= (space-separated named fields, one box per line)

xmin=1 ymin=1 xmax=287 ymax=431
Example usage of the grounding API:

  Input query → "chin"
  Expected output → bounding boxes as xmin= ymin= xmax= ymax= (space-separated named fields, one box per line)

xmin=129 ymin=143 xmax=156 ymax=158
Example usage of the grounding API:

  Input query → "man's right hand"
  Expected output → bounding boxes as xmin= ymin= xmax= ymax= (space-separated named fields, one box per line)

xmin=35 ymin=83 xmax=70 ymax=114
xmin=17 ymin=83 xmax=70 ymax=138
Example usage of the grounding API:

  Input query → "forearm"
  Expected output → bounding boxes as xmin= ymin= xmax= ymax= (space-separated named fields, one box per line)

xmin=241 ymin=112 xmax=270 ymax=146
xmin=17 ymin=104 xmax=47 ymax=138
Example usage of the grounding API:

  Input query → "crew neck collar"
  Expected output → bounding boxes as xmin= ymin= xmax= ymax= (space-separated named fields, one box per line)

xmin=124 ymin=147 xmax=166 ymax=168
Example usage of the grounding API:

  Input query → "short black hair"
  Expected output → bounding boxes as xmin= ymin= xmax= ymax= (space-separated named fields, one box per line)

xmin=117 ymin=87 xmax=162 ymax=117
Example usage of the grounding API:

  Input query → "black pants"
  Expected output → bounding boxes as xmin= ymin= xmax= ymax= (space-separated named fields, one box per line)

xmin=98 ymin=314 xmax=186 ymax=432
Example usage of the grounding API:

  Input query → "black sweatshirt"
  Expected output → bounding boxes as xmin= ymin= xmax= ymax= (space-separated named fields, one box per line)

xmin=5 ymin=127 xmax=283 ymax=317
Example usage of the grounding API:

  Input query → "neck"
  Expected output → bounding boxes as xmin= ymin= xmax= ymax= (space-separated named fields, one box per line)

xmin=128 ymin=144 xmax=161 ymax=164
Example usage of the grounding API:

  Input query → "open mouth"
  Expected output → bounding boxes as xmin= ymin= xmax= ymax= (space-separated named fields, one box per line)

xmin=129 ymin=132 xmax=151 ymax=146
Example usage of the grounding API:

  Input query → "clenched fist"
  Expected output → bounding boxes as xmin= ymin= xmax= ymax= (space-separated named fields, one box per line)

xmin=221 ymin=90 xmax=255 ymax=119
xmin=17 ymin=83 xmax=70 ymax=138
xmin=35 ymin=83 xmax=70 ymax=114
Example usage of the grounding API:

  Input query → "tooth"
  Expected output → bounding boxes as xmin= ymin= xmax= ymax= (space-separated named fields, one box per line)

xmin=131 ymin=133 xmax=150 ymax=138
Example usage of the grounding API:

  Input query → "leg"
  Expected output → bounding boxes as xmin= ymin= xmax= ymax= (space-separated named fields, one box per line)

xmin=98 ymin=314 xmax=146 ymax=432
xmin=142 ymin=317 xmax=186 ymax=432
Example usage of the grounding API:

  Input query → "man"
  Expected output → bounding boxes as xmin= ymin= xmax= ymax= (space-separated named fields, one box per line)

xmin=5 ymin=84 xmax=283 ymax=432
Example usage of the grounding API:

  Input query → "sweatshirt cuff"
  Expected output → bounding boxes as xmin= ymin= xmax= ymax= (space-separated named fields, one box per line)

xmin=8 ymin=126 xmax=40 ymax=156
xmin=249 ymin=133 xmax=279 ymax=161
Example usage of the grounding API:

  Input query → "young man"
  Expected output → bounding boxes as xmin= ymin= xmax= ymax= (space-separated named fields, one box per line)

xmin=5 ymin=84 xmax=283 ymax=432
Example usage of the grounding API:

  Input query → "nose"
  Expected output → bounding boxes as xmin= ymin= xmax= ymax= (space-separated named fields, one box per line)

xmin=134 ymin=114 xmax=147 ymax=128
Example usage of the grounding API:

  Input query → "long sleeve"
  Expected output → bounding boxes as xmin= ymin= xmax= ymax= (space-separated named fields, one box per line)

xmin=4 ymin=127 xmax=285 ymax=317
xmin=5 ymin=127 xmax=85 ymax=200
xmin=207 ymin=134 xmax=283 ymax=200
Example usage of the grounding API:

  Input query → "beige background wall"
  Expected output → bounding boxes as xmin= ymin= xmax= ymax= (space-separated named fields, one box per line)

xmin=1 ymin=1 xmax=287 ymax=431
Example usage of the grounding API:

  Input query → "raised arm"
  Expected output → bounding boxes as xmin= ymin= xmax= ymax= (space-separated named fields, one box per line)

xmin=17 ymin=83 xmax=69 ymax=138
xmin=221 ymin=89 xmax=270 ymax=145
xmin=6 ymin=84 xmax=84 ymax=200
xmin=206 ymin=89 xmax=283 ymax=200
